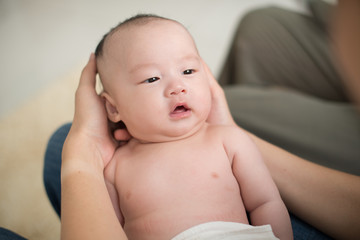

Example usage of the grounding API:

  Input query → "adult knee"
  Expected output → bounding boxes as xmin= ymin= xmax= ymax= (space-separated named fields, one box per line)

xmin=234 ymin=7 xmax=287 ymax=47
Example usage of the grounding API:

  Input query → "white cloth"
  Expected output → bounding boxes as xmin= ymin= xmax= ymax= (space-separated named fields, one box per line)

xmin=172 ymin=221 xmax=279 ymax=240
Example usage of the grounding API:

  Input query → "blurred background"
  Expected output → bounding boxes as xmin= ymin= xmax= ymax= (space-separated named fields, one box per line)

xmin=0 ymin=0 xmax=306 ymax=239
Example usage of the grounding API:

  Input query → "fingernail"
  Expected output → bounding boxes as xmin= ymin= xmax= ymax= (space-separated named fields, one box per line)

xmin=89 ymin=53 xmax=95 ymax=61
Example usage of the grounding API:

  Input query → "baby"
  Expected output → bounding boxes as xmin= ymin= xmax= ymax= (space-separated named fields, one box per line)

xmin=95 ymin=14 xmax=292 ymax=240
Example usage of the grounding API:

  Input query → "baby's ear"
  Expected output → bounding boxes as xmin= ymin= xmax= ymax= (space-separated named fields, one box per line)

xmin=101 ymin=92 xmax=122 ymax=123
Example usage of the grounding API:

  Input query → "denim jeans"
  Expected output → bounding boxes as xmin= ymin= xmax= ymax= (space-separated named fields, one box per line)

xmin=0 ymin=228 xmax=27 ymax=240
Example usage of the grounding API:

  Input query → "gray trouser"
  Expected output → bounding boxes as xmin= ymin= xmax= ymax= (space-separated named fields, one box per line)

xmin=219 ymin=4 xmax=360 ymax=175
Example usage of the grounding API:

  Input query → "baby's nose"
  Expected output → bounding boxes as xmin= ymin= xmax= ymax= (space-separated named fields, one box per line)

xmin=171 ymin=86 xmax=186 ymax=95
xmin=166 ymin=82 xmax=187 ymax=97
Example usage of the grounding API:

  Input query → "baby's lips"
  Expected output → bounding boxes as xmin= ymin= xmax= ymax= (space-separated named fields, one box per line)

xmin=169 ymin=102 xmax=192 ymax=119
xmin=171 ymin=102 xmax=190 ymax=113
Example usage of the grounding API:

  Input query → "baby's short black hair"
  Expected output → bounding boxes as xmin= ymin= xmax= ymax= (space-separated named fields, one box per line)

xmin=95 ymin=14 xmax=171 ymax=58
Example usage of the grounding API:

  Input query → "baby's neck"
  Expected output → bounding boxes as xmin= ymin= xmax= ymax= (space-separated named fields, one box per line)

xmin=129 ymin=122 xmax=210 ymax=146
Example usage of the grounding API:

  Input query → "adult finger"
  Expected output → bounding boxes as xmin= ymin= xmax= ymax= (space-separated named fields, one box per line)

xmin=108 ymin=120 xmax=132 ymax=142
xmin=202 ymin=59 xmax=236 ymax=126
xmin=78 ymin=53 xmax=97 ymax=91
xmin=114 ymin=129 xmax=132 ymax=142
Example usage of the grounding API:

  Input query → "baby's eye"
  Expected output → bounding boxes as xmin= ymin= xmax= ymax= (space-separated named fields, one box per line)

xmin=183 ymin=69 xmax=195 ymax=75
xmin=143 ymin=77 xmax=159 ymax=83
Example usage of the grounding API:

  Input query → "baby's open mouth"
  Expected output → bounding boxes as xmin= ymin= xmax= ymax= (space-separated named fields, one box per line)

xmin=173 ymin=105 xmax=189 ymax=113
xmin=170 ymin=104 xmax=191 ymax=118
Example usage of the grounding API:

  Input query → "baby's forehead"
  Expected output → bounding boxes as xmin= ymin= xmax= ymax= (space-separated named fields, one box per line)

xmin=112 ymin=19 xmax=189 ymax=41
xmin=104 ymin=19 xmax=195 ymax=54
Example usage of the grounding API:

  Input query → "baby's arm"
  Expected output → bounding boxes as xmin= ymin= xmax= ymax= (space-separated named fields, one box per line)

xmin=226 ymin=127 xmax=292 ymax=239
xmin=104 ymin=159 xmax=124 ymax=226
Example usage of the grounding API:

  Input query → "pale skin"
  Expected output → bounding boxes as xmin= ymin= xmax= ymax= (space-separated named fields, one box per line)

xmin=98 ymin=19 xmax=291 ymax=239
xmin=61 ymin=1 xmax=360 ymax=239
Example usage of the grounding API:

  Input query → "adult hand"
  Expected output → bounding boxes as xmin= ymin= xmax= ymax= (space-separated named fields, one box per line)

xmin=62 ymin=53 xmax=129 ymax=176
xmin=61 ymin=54 xmax=129 ymax=240
xmin=202 ymin=59 xmax=236 ymax=126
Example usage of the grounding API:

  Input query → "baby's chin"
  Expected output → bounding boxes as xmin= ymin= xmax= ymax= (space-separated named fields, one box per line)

xmin=131 ymin=122 xmax=207 ymax=144
xmin=132 ymin=134 xmax=191 ymax=144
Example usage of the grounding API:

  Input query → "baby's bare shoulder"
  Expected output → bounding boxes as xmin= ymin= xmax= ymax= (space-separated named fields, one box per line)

xmin=207 ymin=124 xmax=248 ymax=139
xmin=103 ymin=145 xmax=131 ymax=182
xmin=207 ymin=125 xmax=257 ymax=158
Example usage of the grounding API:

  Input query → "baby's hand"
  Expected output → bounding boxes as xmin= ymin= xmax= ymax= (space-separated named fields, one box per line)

xmin=202 ymin=59 xmax=236 ymax=127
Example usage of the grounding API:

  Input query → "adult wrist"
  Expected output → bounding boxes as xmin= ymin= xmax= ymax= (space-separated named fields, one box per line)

xmin=61 ymin=159 xmax=104 ymax=182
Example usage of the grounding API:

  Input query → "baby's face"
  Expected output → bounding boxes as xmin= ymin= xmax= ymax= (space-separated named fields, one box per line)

xmin=98 ymin=20 xmax=211 ymax=143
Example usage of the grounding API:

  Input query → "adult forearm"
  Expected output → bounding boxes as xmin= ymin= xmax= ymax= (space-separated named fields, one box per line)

xmin=251 ymin=200 xmax=292 ymax=240
xmin=248 ymin=132 xmax=360 ymax=239
xmin=61 ymin=169 xmax=127 ymax=240
xmin=59 ymin=53 xmax=128 ymax=239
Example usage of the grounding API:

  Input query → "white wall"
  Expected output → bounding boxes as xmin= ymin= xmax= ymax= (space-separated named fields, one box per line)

xmin=0 ymin=0 xmax=303 ymax=118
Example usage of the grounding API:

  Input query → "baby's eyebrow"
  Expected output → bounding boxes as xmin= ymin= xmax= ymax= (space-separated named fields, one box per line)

xmin=181 ymin=54 xmax=200 ymax=62
xmin=129 ymin=63 xmax=157 ymax=74
xmin=129 ymin=54 xmax=200 ymax=73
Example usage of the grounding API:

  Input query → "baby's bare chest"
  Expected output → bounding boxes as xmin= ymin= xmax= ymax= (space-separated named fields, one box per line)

xmin=115 ymin=140 xmax=239 ymax=217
